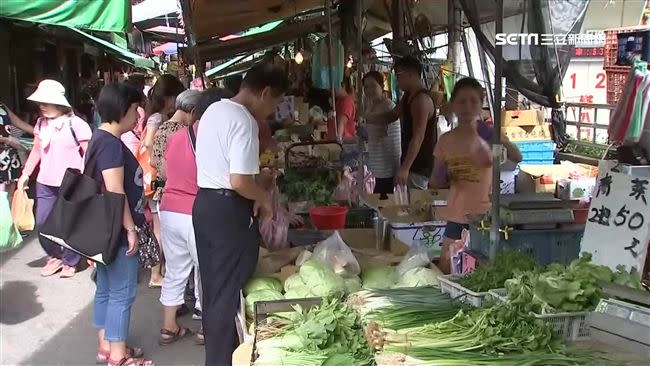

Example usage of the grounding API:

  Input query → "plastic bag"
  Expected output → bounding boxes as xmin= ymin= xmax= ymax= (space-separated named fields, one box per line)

xmin=259 ymin=184 xmax=290 ymax=251
xmin=11 ymin=189 xmax=34 ymax=231
xmin=396 ymin=245 xmax=432 ymax=277
xmin=450 ymin=229 xmax=470 ymax=275
xmin=1 ymin=191 xmax=22 ymax=252
xmin=312 ymin=231 xmax=361 ymax=278
xmin=332 ymin=167 xmax=355 ymax=203
xmin=332 ymin=166 xmax=375 ymax=204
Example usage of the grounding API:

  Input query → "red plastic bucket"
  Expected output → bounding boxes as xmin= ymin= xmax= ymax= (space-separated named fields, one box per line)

xmin=310 ymin=206 xmax=348 ymax=230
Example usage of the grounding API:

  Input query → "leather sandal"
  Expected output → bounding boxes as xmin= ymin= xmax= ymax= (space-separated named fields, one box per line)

xmin=108 ymin=357 xmax=154 ymax=366
xmin=195 ymin=328 xmax=205 ymax=345
xmin=96 ymin=346 xmax=143 ymax=364
xmin=158 ymin=327 xmax=191 ymax=346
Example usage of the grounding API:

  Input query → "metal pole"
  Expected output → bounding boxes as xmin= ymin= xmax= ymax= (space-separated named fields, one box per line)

xmin=489 ymin=0 xmax=504 ymax=261
xmin=356 ymin=0 xmax=365 ymax=204
xmin=325 ymin=0 xmax=338 ymax=138
xmin=461 ymin=28 xmax=474 ymax=78
xmin=477 ymin=38 xmax=495 ymax=126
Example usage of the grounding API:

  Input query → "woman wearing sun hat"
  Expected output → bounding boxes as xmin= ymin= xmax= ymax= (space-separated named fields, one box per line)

xmin=15 ymin=79 xmax=92 ymax=278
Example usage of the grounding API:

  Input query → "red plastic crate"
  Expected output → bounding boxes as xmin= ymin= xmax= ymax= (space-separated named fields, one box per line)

xmin=603 ymin=26 xmax=650 ymax=67
xmin=605 ymin=68 xmax=629 ymax=105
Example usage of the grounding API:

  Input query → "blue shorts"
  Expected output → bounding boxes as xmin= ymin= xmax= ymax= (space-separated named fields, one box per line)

xmin=444 ymin=221 xmax=469 ymax=241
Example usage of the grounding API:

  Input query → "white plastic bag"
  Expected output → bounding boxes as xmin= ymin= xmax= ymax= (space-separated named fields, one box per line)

xmin=396 ymin=245 xmax=432 ymax=277
xmin=312 ymin=231 xmax=361 ymax=278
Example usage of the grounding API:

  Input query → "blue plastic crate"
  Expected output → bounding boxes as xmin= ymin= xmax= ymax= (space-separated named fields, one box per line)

xmin=515 ymin=141 xmax=555 ymax=152
xmin=522 ymin=158 xmax=555 ymax=165
xmin=522 ymin=150 xmax=555 ymax=160
xmin=469 ymin=226 xmax=584 ymax=265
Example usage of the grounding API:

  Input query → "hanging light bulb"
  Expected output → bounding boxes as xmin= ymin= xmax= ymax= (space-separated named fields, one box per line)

xmin=295 ymin=51 xmax=304 ymax=64
xmin=346 ymin=58 xmax=353 ymax=68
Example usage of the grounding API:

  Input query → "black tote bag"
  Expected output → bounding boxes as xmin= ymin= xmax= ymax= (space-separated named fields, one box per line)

xmin=39 ymin=150 xmax=125 ymax=265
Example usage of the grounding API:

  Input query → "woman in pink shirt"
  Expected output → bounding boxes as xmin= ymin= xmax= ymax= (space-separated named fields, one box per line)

xmin=157 ymin=88 xmax=230 ymax=346
xmin=17 ymin=80 xmax=92 ymax=277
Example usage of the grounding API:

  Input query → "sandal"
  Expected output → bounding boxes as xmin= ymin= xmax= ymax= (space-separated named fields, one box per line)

xmin=108 ymin=357 xmax=154 ymax=366
xmin=97 ymin=346 xmax=143 ymax=364
xmin=158 ymin=327 xmax=191 ymax=346
xmin=195 ymin=328 xmax=205 ymax=345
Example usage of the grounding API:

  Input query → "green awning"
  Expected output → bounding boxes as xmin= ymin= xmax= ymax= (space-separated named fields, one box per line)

xmin=205 ymin=55 xmax=248 ymax=77
xmin=69 ymin=27 xmax=155 ymax=70
xmin=0 ymin=0 xmax=130 ymax=32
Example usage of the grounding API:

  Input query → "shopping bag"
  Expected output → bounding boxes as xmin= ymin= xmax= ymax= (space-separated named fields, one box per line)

xmin=1 ymin=191 xmax=22 ymax=252
xmin=11 ymin=189 xmax=34 ymax=231
xmin=39 ymin=152 xmax=125 ymax=265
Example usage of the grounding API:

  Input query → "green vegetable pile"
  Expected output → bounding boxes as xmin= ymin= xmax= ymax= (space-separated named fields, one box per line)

xmin=244 ymin=277 xmax=285 ymax=317
xmin=505 ymin=252 xmax=643 ymax=314
xmin=349 ymin=287 xmax=462 ymax=331
xmin=457 ymin=251 xmax=538 ymax=292
xmin=278 ymin=170 xmax=334 ymax=204
xmin=254 ymin=298 xmax=373 ymax=366
xmin=384 ymin=305 xmax=556 ymax=355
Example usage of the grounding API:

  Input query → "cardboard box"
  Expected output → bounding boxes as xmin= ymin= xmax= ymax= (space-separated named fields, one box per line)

xmin=516 ymin=164 xmax=574 ymax=194
xmin=503 ymin=124 xmax=551 ymax=142
xmin=557 ymin=177 xmax=597 ymax=201
xmin=502 ymin=109 xmax=545 ymax=127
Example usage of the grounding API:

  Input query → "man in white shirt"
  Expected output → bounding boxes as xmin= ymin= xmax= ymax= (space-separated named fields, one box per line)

xmin=193 ymin=62 xmax=288 ymax=366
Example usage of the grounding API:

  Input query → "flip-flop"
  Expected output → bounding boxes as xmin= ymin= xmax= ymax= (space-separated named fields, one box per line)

xmin=158 ymin=327 xmax=192 ymax=346
xmin=148 ymin=281 xmax=162 ymax=289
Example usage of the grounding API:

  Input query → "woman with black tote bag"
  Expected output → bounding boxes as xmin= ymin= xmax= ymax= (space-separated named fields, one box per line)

xmin=86 ymin=84 xmax=153 ymax=366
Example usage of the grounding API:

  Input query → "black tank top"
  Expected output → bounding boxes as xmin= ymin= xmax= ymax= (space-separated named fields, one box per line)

xmin=400 ymin=89 xmax=437 ymax=177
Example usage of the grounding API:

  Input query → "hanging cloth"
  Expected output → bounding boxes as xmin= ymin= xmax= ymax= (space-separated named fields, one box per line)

xmin=441 ymin=61 xmax=455 ymax=101
xmin=609 ymin=67 xmax=644 ymax=143
xmin=625 ymin=72 xmax=650 ymax=143
xmin=311 ymin=36 xmax=345 ymax=90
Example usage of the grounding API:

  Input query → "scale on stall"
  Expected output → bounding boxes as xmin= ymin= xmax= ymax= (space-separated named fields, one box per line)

xmin=499 ymin=193 xmax=575 ymax=229
xmin=588 ymin=298 xmax=650 ymax=357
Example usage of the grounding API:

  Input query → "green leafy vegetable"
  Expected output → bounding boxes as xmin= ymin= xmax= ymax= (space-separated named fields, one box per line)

xmin=344 ymin=276 xmax=362 ymax=293
xmin=457 ymin=251 xmax=538 ymax=292
xmin=244 ymin=276 xmax=283 ymax=296
xmin=245 ymin=289 xmax=284 ymax=317
xmin=278 ymin=170 xmax=334 ymax=204
xmin=284 ymin=273 xmax=306 ymax=292
xmin=361 ymin=266 xmax=397 ymax=289
xmin=299 ymin=259 xmax=346 ymax=297
xmin=395 ymin=267 xmax=442 ymax=288
xmin=254 ymin=298 xmax=373 ymax=366
xmin=505 ymin=252 xmax=642 ymax=314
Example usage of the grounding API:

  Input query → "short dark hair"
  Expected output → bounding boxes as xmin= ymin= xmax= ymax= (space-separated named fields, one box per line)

xmin=450 ymin=77 xmax=484 ymax=102
xmin=394 ymin=56 xmax=423 ymax=75
xmin=195 ymin=88 xmax=234 ymax=118
xmin=97 ymin=83 xmax=143 ymax=123
xmin=241 ymin=62 xmax=289 ymax=96
xmin=362 ymin=71 xmax=384 ymax=86
xmin=125 ymin=73 xmax=146 ymax=91
xmin=146 ymin=74 xmax=185 ymax=119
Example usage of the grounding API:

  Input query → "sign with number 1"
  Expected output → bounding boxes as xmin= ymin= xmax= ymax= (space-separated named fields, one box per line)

xmin=581 ymin=170 xmax=650 ymax=272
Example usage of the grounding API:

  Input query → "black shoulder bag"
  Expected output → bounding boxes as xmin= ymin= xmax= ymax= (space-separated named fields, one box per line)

xmin=39 ymin=145 xmax=125 ymax=265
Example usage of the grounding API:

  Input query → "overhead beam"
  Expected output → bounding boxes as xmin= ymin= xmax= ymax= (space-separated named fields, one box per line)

xmin=185 ymin=15 xmax=338 ymax=62
xmin=190 ymin=0 xmax=323 ymax=42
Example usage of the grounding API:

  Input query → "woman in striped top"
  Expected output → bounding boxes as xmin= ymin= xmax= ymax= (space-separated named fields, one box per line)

xmin=362 ymin=71 xmax=401 ymax=195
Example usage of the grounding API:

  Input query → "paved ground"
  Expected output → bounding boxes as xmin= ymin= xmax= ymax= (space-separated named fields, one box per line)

xmin=0 ymin=234 xmax=205 ymax=366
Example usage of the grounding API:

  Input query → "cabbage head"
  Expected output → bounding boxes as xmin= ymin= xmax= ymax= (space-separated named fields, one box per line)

xmin=298 ymin=259 xmax=345 ymax=297
xmin=361 ymin=266 xmax=396 ymax=289
xmin=245 ymin=289 xmax=284 ymax=317
xmin=243 ymin=276 xmax=282 ymax=296
xmin=395 ymin=267 xmax=442 ymax=287
xmin=283 ymin=273 xmax=305 ymax=292
xmin=284 ymin=285 xmax=314 ymax=299
xmin=344 ymin=276 xmax=362 ymax=294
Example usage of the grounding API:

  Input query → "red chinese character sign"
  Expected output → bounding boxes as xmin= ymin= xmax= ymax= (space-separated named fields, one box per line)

xmin=581 ymin=170 xmax=650 ymax=273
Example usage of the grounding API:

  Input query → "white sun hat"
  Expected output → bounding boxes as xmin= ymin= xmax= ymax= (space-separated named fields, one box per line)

xmin=27 ymin=79 xmax=71 ymax=108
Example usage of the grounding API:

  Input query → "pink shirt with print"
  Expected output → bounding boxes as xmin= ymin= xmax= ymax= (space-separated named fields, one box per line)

xmin=120 ymin=106 xmax=146 ymax=155
xmin=22 ymin=114 xmax=92 ymax=187
xmin=159 ymin=126 xmax=197 ymax=215
xmin=434 ymin=130 xmax=492 ymax=224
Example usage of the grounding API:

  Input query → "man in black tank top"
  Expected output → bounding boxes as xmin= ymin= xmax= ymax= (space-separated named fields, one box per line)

xmin=363 ymin=56 xmax=436 ymax=189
